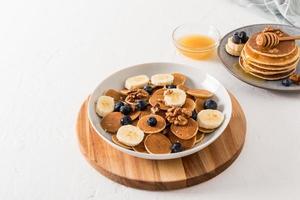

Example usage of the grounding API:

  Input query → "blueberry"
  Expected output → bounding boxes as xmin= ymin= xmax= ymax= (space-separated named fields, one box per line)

xmin=234 ymin=32 xmax=239 ymax=36
xmin=238 ymin=31 xmax=246 ymax=39
xmin=143 ymin=85 xmax=153 ymax=94
xmin=238 ymin=31 xmax=248 ymax=43
xmin=136 ymin=100 xmax=148 ymax=111
xmin=203 ymin=99 xmax=218 ymax=110
xmin=166 ymin=85 xmax=176 ymax=89
xmin=114 ymin=101 xmax=124 ymax=112
xmin=232 ymin=34 xmax=241 ymax=44
xmin=171 ymin=142 xmax=182 ymax=153
xmin=147 ymin=117 xmax=157 ymax=127
xmin=192 ymin=110 xmax=197 ymax=120
xmin=120 ymin=105 xmax=132 ymax=115
xmin=120 ymin=115 xmax=132 ymax=125
xmin=281 ymin=78 xmax=293 ymax=87
xmin=241 ymin=36 xmax=249 ymax=43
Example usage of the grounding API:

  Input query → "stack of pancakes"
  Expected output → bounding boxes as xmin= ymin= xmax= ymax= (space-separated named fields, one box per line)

xmin=239 ymin=29 xmax=299 ymax=80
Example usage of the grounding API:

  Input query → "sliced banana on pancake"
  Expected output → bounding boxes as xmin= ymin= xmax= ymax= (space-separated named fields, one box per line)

xmin=96 ymin=95 xmax=115 ymax=117
xmin=151 ymin=74 xmax=174 ymax=86
xmin=164 ymin=88 xmax=186 ymax=107
xmin=116 ymin=125 xmax=144 ymax=146
xmin=197 ymin=109 xmax=224 ymax=129
xmin=125 ymin=75 xmax=149 ymax=90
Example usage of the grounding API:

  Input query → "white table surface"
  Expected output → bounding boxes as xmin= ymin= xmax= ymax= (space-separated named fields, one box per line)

xmin=1 ymin=0 xmax=300 ymax=199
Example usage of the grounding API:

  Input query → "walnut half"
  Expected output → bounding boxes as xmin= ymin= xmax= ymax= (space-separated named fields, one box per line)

xmin=166 ymin=107 xmax=192 ymax=126
xmin=125 ymin=88 xmax=149 ymax=105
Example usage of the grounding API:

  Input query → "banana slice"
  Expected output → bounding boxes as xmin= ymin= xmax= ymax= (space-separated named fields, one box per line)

xmin=125 ymin=75 xmax=149 ymax=90
xmin=227 ymin=37 xmax=244 ymax=52
xmin=164 ymin=88 xmax=186 ymax=107
xmin=151 ymin=74 xmax=174 ymax=86
xmin=96 ymin=96 xmax=115 ymax=117
xmin=225 ymin=37 xmax=244 ymax=56
xmin=197 ymin=109 xmax=224 ymax=129
xmin=116 ymin=125 xmax=145 ymax=146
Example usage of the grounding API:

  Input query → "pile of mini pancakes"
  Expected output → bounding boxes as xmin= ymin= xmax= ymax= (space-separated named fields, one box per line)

xmin=239 ymin=27 xmax=300 ymax=80
xmin=95 ymin=72 xmax=225 ymax=154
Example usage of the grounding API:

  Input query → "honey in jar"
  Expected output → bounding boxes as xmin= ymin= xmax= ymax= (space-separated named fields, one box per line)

xmin=176 ymin=34 xmax=217 ymax=60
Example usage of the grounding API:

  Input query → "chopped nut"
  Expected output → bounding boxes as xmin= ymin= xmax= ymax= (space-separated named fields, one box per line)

xmin=166 ymin=107 xmax=192 ymax=126
xmin=125 ymin=88 xmax=149 ymax=104
xmin=263 ymin=26 xmax=280 ymax=33
xmin=151 ymin=104 xmax=160 ymax=114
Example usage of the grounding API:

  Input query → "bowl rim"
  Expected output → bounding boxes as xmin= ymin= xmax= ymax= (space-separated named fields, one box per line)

xmin=172 ymin=23 xmax=221 ymax=52
xmin=87 ymin=62 xmax=232 ymax=160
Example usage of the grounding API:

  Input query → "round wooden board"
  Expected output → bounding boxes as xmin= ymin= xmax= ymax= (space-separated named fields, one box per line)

xmin=76 ymin=94 xmax=246 ymax=190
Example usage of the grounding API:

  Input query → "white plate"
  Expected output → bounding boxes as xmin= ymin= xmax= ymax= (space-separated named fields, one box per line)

xmin=88 ymin=62 xmax=232 ymax=160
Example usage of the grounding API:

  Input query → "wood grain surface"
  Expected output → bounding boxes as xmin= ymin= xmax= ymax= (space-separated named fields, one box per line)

xmin=76 ymin=94 xmax=246 ymax=190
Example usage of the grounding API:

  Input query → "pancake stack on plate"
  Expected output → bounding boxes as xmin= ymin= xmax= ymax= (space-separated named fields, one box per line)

xmin=239 ymin=27 xmax=300 ymax=80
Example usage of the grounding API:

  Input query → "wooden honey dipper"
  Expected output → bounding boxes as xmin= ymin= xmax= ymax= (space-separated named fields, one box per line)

xmin=256 ymin=32 xmax=300 ymax=48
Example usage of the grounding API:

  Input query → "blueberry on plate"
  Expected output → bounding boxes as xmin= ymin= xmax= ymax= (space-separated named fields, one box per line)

xmin=192 ymin=110 xmax=197 ymax=120
xmin=143 ymin=85 xmax=153 ymax=94
xmin=114 ymin=101 xmax=124 ymax=112
xmin=281 ymin=78 xmax=293 ymax=87
xmin=239 ymin=31 xmax=248 ymax=43
xmin=232 ymin=34 xmax=241 ymax=44
xmin=120 ymin=115 xmax=132 ymax=125
xmin=166 ymin=85 xmax=176 ymax=89
xmin=171 ymin=142 xmax=182 ymax=153
xmin=120 ymin=105 xmax=132 ymax=115
xmin=203 ymin=99 xmax=218 ymax=110
xmin=136 ymin=100 xmax=148 ymax=111
xmin=241 ymin=36 xmax=249 ymax=43
xmin=147 ymin=117 xmax=157 ymax=127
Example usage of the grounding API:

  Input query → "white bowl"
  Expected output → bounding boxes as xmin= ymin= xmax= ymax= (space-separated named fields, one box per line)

xmin=88 ymin=62 xmax=232 ymax=160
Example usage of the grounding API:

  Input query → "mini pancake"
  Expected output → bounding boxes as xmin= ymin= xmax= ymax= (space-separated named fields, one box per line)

xmin=167 ymin=132 xmax=196 ymax=150
xmin=111 ymin=134 xmax=132 ymax=150
xmin=101 ymin=112 xmax=123 ymax=133
xmin=182 ymin=98 xmax=196 ymax=111
xmin=195 ymin=98 xmax=205 ymax=113
xmin=144 ymin=133 xmax=172 ymax=154
xmin=149 ymin=88 xmax=170 ymax=110
xmin=105 ymin=89 xmax=123 ymax=101
xmin=130 ymin=111 xmax=141 ymax=120
xmin=195 ymin=132 xmax=205 ymax=144
xmin=172 ymin=72 xmax=186 ymax=85
xmin=186 ymin=89 xmax=214 ymax=98
xmin=177 ymin=84 xmax=189 ymax=92
xmin=170 ymin=118 xmax=198 ymax=140
xmin=137 ymin=114 xmax=166 ymax=134
xmin=198 ymin=127 xmax=215 ymax=134
xmin=132 ymin=140 xmax=147 ymax=153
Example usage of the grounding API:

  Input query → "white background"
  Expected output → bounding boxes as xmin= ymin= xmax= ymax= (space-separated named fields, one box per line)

xmin=0 ymin=0 xmax=300 ymax=199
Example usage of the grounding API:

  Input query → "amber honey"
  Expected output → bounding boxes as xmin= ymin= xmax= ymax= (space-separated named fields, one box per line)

xmin=176 ymin=34 xmax=216 ymax=60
